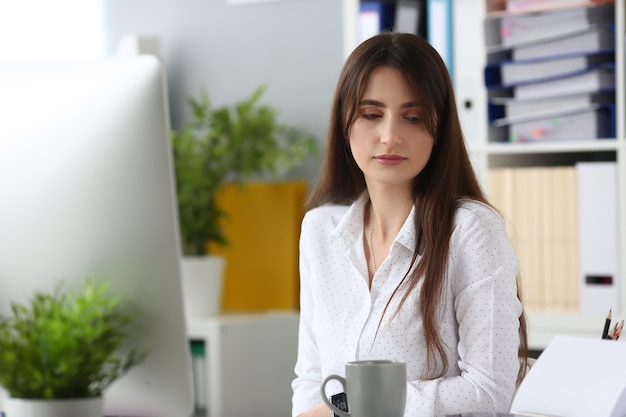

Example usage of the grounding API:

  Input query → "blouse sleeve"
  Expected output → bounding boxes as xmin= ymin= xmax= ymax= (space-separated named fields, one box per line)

xmin=291 ymin=213 xmax=324 ymax=416
xmin=405 ymin=202 xmax=523 ymax=416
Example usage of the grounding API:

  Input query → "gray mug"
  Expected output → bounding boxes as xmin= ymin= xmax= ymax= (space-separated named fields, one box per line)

xmin=321 ymin=360 xmax=407 ymax=417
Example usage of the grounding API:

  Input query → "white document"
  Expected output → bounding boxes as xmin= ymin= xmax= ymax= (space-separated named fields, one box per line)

xmin=511 ymin=335 xmax=626 ymax=417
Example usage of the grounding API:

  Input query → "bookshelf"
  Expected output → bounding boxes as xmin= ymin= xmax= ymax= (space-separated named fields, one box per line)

xmin=343 ymin=0 xmax=626 ymax=349
xmin=454 ymin=0 xmax=626 ymax=350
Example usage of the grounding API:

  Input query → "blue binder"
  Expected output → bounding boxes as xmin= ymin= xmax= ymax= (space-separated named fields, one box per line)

xmin=485 ymin=64 xmax=616 ymax=124
xmin=484 ymin=52 xmax=615 ymax=88
xmin=489 ymin=103 xmax=616 ymax=143
xmin=359 ymin=1 xmax=396 ymax=42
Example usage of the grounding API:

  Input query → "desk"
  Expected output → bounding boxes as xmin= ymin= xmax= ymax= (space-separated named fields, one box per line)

xmin=187 ymin=312 xmax=299 ymax=417
xmin=445 ymin=414 xmax=525 ymax=417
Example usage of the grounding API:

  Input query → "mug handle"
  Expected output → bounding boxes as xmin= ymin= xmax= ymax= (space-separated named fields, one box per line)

xmin=321 ymin=374 xmax=350 ymax=417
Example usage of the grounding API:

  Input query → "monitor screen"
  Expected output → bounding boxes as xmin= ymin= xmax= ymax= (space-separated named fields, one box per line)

xmin=0 ymin=56 xmax=194 ymax=417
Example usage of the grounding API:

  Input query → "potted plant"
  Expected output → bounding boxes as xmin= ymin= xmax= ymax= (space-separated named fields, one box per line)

xmin=171 ymin=85 xmax=317 ymax=317
xmin=0 ymin=280 xmax=146 ymax=417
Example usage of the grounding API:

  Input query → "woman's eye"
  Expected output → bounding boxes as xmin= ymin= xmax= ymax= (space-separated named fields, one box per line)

xmin=405 ymin=115 xmax=422 ymax=123
xmin=362 ymin=113 xmax=381 ymax=120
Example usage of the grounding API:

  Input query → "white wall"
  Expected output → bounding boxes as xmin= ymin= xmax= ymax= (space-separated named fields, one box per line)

xmin=102 ymin=0 xmax=346 ymax=180
xmin=0 ymin=0 xmax=104 ymax=60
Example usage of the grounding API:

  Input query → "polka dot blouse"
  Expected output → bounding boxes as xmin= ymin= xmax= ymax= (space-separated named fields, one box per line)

xmin=292 ymin=193 xmax=522 ymax=417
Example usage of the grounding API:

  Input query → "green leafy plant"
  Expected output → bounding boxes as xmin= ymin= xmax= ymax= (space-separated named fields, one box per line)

xmin=171 ymin=85 xmax=317 ymax=256
xmin=0 ymin=280 xmax=146 ymax=399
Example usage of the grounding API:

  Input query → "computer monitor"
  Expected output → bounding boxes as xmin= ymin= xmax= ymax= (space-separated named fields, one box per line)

xmin=0 ymin=56 xmax=194 ymax=417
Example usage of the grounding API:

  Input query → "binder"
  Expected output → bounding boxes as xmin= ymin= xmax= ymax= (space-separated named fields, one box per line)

xmin=517 ymin=167 xmax=544 ymax=310
xmin=427 ymin=0 xmax=453 ymax=78
xmin=485 ymin=24 xmax=615 ymax=64
xmin=453 ymin=0 xmax=488 ymax=149
xmin=490 ymin=103 xmax=615 ymax=142
xmin=510 ymin=65 xmax=615 ymax=101
xmin=209 ymin=181 xmax=307 ymax=311
xmin=549 ymin=166 xmax=579 ymax=311
xmin=484 ymin=4 xmax=614 ymax=49
xmin=576 ymin=162 xmax=620 ymax=314
xmin=394 ymin=0 xmax=427 ymax=38
xmin=189 ymin=340 xmax=207 ymax=414
xmin=482 ymin=1 xmax=617 ymax=150
xmin=506 ymin=0 xmax=616 ymax=13
xmin=488 ymin=91 xmax=615 ymax=123
xmin=486 ymin=0 xmax=506 ymax=13
xmin=484 ymin=52 xmax=614 ymax=87
xmin=511 ymin=25 xmax=615 ymax=62
xmin=488 ymin=166 xmax=579 ymax=312
xmin=358 ymin=2 xmax=396 ymax=43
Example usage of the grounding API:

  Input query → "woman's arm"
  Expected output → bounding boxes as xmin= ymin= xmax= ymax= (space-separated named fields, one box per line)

xmin=296 ymin=402 xmax=331 ymax=417
xmin=401 ymin=203 xmax=522 ymax=417
xmin=292 ymin=214 xmax=325 ymax=416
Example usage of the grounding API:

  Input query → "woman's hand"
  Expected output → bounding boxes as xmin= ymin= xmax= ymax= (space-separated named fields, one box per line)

xmin=296 ymin=402 xmax=331 ymax=417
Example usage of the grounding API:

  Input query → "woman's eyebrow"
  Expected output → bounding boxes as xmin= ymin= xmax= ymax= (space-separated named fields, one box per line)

xmin=359 ymin=99 xmax=419 ymax=109
xmin=359 ymin=99 xmax=385 ymax=107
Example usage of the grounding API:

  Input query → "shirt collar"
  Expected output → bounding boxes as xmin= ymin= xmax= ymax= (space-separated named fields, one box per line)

xmin=330 ymin=192 xmax=369 ymax=253
xmin=330 ymin=192 xmax=417 ymax=254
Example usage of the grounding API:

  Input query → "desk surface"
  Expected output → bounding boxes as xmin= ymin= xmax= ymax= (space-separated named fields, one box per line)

xmin=446 ymin=414 xmax=528 ymax=417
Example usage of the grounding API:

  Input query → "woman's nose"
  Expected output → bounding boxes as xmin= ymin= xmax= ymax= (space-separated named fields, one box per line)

xmin=379 ymin=117 xmax=402 ymax=145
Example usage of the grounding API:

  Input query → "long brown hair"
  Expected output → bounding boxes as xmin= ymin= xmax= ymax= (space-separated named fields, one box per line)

xmin=307 ymin=32 xmax=528 ymax=381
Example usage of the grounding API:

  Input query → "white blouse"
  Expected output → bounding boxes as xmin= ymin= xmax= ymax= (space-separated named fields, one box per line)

xmin=291 ymin=193 xmax=522 ymax=417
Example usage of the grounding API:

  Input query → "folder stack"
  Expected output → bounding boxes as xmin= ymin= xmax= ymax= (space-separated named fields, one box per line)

xmin=483 ymin=1 xmax=616 ymax=143
xmin=488 ymin=161 xmax=619 ymax=313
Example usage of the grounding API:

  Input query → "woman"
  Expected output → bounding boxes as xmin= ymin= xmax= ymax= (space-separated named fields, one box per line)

xmin=291 ymin=32 xmax=527 ymax=417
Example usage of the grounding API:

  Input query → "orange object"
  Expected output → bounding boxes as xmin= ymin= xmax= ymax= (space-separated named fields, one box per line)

xmin=209 ymin=181 xmax=307 ymax=311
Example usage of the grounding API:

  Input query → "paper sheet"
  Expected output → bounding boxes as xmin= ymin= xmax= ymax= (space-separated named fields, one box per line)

xmin=511 ymin=335 xmax=626 ymax=417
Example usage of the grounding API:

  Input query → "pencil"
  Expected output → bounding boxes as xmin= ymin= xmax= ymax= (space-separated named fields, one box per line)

xmin=614 ymin=320 xmax=624 ymax=341
xmin=602 ymin=308 xmax=612 ymax=339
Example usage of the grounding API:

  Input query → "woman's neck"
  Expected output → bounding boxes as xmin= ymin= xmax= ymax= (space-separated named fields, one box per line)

xmin=364 ymin=186 xmax=414 ymax=284
xmin=366 ymin=185 xmax=414 ymax=241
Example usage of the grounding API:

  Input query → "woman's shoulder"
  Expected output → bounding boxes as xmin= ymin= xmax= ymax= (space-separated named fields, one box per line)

xmin=456 ymin=198 xmax=501 ymax=221
xmin=302 ymin=203 xmax=351 ymax=228
xmin=454 ymin=198 xmax=506 ymax=232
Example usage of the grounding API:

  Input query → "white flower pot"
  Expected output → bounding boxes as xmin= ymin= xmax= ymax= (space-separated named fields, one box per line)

xmin=181 ymin=255 xmax=225 ymax=319
xmin=4 ymin=396 xmax=103 ymax=417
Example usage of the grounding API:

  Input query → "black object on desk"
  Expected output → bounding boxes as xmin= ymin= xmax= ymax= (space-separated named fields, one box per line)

xmin=330 ymin=392 xmax=348 ymax=417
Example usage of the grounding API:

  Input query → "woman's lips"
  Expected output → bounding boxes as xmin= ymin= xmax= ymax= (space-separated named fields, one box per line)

xmin=374 ymin=154 xmax=406 ymax=165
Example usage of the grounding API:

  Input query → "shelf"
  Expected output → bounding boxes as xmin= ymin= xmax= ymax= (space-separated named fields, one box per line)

xmin=486 ymin=140 xmax=622 ymax=155
xmin=469 ymin=1 xmax=626 ymax=350
xmin=526 ymin=311 xmax=610 ymax=350
xmin=186 ymin=312 xmax=299 ymax=417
